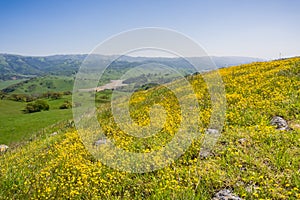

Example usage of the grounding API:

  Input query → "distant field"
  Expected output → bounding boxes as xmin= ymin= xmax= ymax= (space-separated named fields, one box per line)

xmin=11 ymin=76 xmax=74 ymax=94
xmin=0 ymin=96 xmax=72 ymax=145
xmin=3 ymin=75 xmax=121 ymax=94
xmin=0 ymin=76 xmax=75 ymax=94
xmin=0 ymin=79 xmax=26 ymax=90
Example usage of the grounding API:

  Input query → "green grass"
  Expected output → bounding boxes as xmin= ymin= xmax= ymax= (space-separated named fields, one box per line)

xmin=0 ymin=96 xmax=72 ymax=145
xmin=0 ymin=79 xmax=26 ymax=90
xmin=10 ymin=76 xmax=74 ymax=94
xmin=0 ymin=58 xmax=300 ymax=199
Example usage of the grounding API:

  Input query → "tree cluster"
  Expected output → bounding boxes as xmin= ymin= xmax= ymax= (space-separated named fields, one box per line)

xmin=24 ymin=100 xmax=50 ymax=113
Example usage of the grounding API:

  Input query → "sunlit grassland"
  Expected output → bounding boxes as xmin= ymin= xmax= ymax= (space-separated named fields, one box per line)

xmin=11 ymin=76 xmax=74 ymax=94
xmin=0 ymin=79 xmax=26 ymax=90
xmin=0 ymin=57 xmax=300 ymax=199
xmin=0 ymin=96 xmax=72 ymax=145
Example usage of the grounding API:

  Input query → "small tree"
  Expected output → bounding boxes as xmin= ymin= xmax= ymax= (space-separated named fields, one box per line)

xmin=0 ymin=92 xmax=6 ymax=100
xmin=50 ymin=92 xmax=62 ymax=100
xmin=24 ymin=100 xmax=49 ymax=113
xmin=59 ymin=101 xmax=72 ymax=109
xmin=63 ymin=91 xmax=72 ymax=95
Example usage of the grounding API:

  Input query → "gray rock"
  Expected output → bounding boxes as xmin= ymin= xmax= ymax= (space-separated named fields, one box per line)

xmin=238 ymin=138 xmax=247 ymax=145
xmin=270 ymin=116 xmax=290 ymax=130
xmin=199 ymin=148 xmax=213 ymax=159
xmin=212 ymin=189 xmax=243 ymax=200
xmin=50 ymin=132 xmax=58 ymax=136
xmin=0 ymin=144 xmax=9 ymax=153
xmin=199 ymin=129 xmax=219 ymax=159
xmin=206 ymin=128 xmax=219 ymax=135
xmin=94 ymin=138 xmax=107 ymax=146
xmin=245 ymin=184 xmax=259 ymax=193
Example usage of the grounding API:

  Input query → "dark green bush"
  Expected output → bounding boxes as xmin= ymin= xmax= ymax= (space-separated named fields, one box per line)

xmin=24 ymin=100 xmax=49 ymax=113
xmin=59 ymin=101 xmax=72 ymax=109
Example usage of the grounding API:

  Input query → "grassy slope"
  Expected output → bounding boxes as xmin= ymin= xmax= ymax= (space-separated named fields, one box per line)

xmin=0 ymin=58 xmax=300 ymax=199
xmin=0 ymin=96 xmax=72 ymax=145
xmin=0 ymin=79 xmax=26 ymax=90
xmin=11 ymin=76 xmax=74 ymax=94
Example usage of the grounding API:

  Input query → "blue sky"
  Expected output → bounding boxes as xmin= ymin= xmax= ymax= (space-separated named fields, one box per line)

xmin=0 ymin=0 xmax=299 ymax=59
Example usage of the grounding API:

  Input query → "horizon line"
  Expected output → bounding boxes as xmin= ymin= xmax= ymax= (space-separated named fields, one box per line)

xmin=0 ymin=52 xmax=272 ymax=60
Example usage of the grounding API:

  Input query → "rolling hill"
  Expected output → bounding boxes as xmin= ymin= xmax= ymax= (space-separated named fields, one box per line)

xmin=0 ymin=54 xmax=263 ymax=95
xmin=0 ymin=54 xmax=85 ymax=80
xmin=0 ymin=57 xmax=299 ymax=199
xmin=0 ymin=53 xmax=262 ymax=81
xmin=1 ymin=76 xmax=74 ymax=94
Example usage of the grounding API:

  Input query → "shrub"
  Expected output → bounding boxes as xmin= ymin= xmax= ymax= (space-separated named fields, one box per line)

xmin=9 ymin=94 xmax=36 ymax=102
xmin=59 ymin=101 xmax=72 ymax=109
xmin=24 ymin=100 xmax=49 ymax=113
xmin=0 ymin=92 xmax=6 ymax=100
xmin=42 ymin=92 xmax=63 ymax=100
xmin=63 ymin=91 xmax=72 ymax=95
xmin=50 ymin=92 xmax=62 ymax=100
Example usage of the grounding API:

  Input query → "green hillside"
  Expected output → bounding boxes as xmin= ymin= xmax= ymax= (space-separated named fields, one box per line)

xmin=0 ymin=79 xmax=26 ymax=90
xmin=0 ymin=96 xmax=73 ymax=145
xmin=0 ymin=54 xmax=84 ymax=80
xmin=0 ymin=58 xmax=299 ymax=199
xmin=2 ymin=76 xmax=74 ymax=94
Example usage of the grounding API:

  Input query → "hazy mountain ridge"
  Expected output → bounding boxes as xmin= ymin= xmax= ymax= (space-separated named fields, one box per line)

xmin=0 ymin=53 xmax=263 ymax=81
xmin=0 ymin=54 xmax=86 ymax=80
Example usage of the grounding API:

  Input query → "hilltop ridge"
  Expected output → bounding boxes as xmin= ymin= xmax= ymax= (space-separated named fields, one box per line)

xmin=0 ymin=53 xmax=263 ymax=80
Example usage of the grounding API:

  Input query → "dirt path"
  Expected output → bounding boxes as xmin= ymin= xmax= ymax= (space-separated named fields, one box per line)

xmin=79 ymin=80 xmax=127 ymax=92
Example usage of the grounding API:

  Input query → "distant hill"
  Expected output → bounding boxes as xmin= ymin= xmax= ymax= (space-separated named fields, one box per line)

xmin=0 ymin=53 xmax=263 ymax=81
xmin=1 ymin=76 xmax=74 ymax=94
xmin=0 ymin=54 xmax=85 ymax=80
xmin=118 ymin=55 xmax=263 ymax=68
